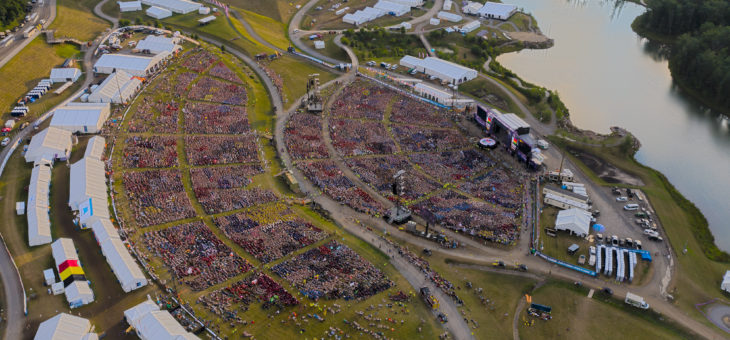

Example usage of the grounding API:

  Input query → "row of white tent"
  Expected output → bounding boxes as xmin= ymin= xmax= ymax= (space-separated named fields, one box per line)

xmin=595 ymin=245 xmax=637 ymax=282
xmin=51 ymin=238 xmax=95 ymax=308
xmin=343 ymin=0 xmax=419 ymax=26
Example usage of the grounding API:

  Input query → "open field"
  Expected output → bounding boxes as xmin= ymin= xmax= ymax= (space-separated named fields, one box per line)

xmin=460 ymin=77 xmax=523 ymax=114
xmin=548 ymin=135 xmax=730 ymax=331
xmin=300 ymin=35 xmax=349 ymax=62
xmin=0 ymin=39 xmax=81 ymax=117
xmin=238 ymin=9 xmax=290 ymax=50
xmin=48 ymin=0 xmax=109 ymax=41
xmin=226 ymin=0 xmax=309 ymax=23
xmin=519 ymin=282 xmax=695 ymax=339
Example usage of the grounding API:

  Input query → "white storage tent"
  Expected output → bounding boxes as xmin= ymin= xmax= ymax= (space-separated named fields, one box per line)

xmin=477 ymin=2 xmax=518 ymax=20
xmin=51 ymin=238 xmax=94 ymax=308
xmin=462 ymin=1 xmax=483 ymax=15
xmin=146 ymin=6 xmax=173 ymax=19
xmin=722 ymin=271 xmax=730 ymax=292
xmin=25 ymin=127 xmax=73 ymax=163
xmin=443 ymin=0 xmax=452 ymax=10
xmin=399 ymin=56 xmax=477 ymax=84
xmin=78 ymin=197 xmax=111 ymax=228
xmin=50 ymin=68 xmax=82 ymax=83
xmin=91 ymin=217 xmax=119 ymax=244
xmin=94 ymin=53 xmax=167 ymax=77
xmin=34 ymin=313 xmax=97 ymax=340
xmin=373 ymin=0 xmax=410 ymax=16
xmin=389 ymin=0 xmax=423 ymax=5
xmin=69 ymin=158 xmax=107 ymax=210
xmin=51 ymin=238 xmax=79 ymax=267
xmin=84 ymin=136 xmax=106 ymax=161
xmin=50 ymin=103 xmax=110 ymax=134
xmin=125 ymin=298 xmax=200 ymax=340
xmin=27 ymin=163 xmax=52 ymax=246
xmin=437 ymin=11 xmax=462 ymax=22
xmin=555 ymin=208 xmax=591 ymax=237
xmin=119 ymin=1 xmax=142 ymax=12
xmin=314 ymin=41 xmax=325 ymax=49
xmin=198 ymin=6 xmax=210 ymax=14
xmin=461 ymin=20 xmax=480 ymax=33
xmin=430 ymin=17 xmax=440 ymax=25
xmin=141 ymin=0 xmax=201 ymax=14
xmin=65 ymin=281 xmax=95 ymax=308
xmin=415 ymin=83 xmax=453 ymax=104
xmin=100 ymin=237 xmax=148 ymax=292
xmin=88 ymin=70 xmax=143 ymax=104
xmin=136 ymin=35 xmax=182 ymax=55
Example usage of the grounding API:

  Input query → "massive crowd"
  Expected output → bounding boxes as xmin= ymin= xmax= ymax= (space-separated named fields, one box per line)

xmin=215 ymin=210 xmax=328 ymax=263
xmin=189 ymin=165 xmax=263 ymax=190
xmin=329 ymin=119 xmax=396 ymax=156
xmin=389 ymin=96 xmax=453 ymax=128
xmin=142 ymin=221 xmax=251 ymax=291
xmin=189 ymin=76 xmax=247 ymax=106
xmin=459 ymin=168 xmax=525 ymax=211
xmin=182 ymin=49 xmax=219 ymax=73
xmin=123 ymin=136 xmax=178 ymax=168
xmin=330 ymin=80 xmax=390 ymax=120
xmin=127 ymin=97 xmax=179 ymax=134
xmin=123 ymin=170 xmax=196 ymax=227
xmin=195 ymin=187 xmax=278 ymax=214
xmin=297 ymin=161 xmax=384 ymax=215
xmin=344 ymin=156 xmax=440 ymax=201
xmin=411 ymin=190 xmax=520 ymax=245
xmin=272 ymin=241 xmax=392 ymax=301
xmin=208 ymin=61 xmax=243 ymax=84
xmin=408 ymin=149 xmax=495 ymax=183
xmin=174 ymin=72 xmax=198 ymax=97
xmin=199 ymin=272 xmax=299 ymax=323
xmin=185 ymin=135 xmax=259 ymax=166
xmin=392 ymin=125 xmax=470 ymax=153
xmin=285 ymin=111 xmax=329 ymax=160
xmin=183 ymin=102 xmax=249 ymax=134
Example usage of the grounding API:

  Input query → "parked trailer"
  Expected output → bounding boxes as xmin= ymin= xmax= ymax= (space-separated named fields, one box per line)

xmin=628 ymin=252 xmax=637 ymax=282
xmin=616 ymin=248 xmax=625 ymax=282
xmin=605 ymin=246 xmax=613 ymax=276
xmin=625 ymin=292 xmax=649 ymax=309
xmin=596 ymin=245 xmax=603 ymax=274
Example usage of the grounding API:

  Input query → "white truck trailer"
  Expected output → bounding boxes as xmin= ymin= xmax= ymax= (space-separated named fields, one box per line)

xmin=625 ymin=292 xmax=649 ymax=309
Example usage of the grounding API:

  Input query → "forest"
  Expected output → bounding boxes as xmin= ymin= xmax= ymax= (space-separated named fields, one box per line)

xmin=0 ymin=0 xmax=27 ymax=28
xmin=634 ymin=0 xmax=730 ymax=110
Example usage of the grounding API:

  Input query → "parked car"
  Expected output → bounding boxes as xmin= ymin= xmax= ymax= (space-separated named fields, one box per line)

xmin=635 ymin=240 xmax=643 ymax=249
xmin=626 ymin=238 xmax=634 ymax=248
xmin=648 ymin=235 xmax=663 ymax=242
xmin=596 ymin=233 xmax=604 ymax=242
xmin=589 ymin=254 xmax=596 ymax=266
xmin=644 ymin=229 xmax=659 ymax=238
xmin=1 ymin=137 xmax=10 ymax=146
xmin=578 ymin=255 xmax=586 ymax=265
xmin=568 ymin=244 xmax=580 ymax=255
xmin=624 ymin=204 xmax=640 ymax=211
xmin=602 ymin=287 xmax=614 ymax=296
xmin=589 ymin=246 xmax=596 ymax=255
xmin=616 ymin=196 xmax=628 ymax=202
xmin=611 ymin=235 xmax=619 ymax=246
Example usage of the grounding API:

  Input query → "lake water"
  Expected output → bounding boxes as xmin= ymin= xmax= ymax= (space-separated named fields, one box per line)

xmin=497 ymin=0 xmax=730 ymax=250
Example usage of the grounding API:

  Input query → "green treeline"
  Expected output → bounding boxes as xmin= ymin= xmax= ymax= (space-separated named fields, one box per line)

xmin=634 ymin=0 xmax=730 ymax=110
xmin=0 ymin=0 xmax=26 ymax=27
xmin=342 ymin=28 xmax=423 ymax=59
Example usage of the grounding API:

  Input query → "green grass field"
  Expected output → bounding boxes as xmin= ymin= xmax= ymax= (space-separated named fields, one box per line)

xmin=48 ymin=0 xmax=109 ymax=41
xmin=300 ymin=35 xmax=349 ymax=62
xmin=226 ymin=0 xmax=308 ymax=23
xmin=239 ymin=9 xmax=290 ymax=50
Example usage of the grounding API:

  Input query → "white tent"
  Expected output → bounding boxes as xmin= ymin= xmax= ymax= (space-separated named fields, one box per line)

xmin=461 ymin=20 xmax=480 ymax=33
xmin=27 ymin=163 xmax=52 ymax=246
xmin=88 ymin=70 xmax=143 ymax=104
xmin=437 ymin=11 xmax=462 ymax=22
xmin=34 ymin=313 xmax=97 ymax=340
xmin=119 ymin=1 xmax=142 ymax=12
xmin=136 ymin=35 xmax=182 ymax=55
xmin=555 ymin=208 xmax=591 ymax=237
xmin=100 ymin=237 xmax=148 ymax=292
xmin=94 ymin=53 xmax=168 ymax=76
xmin=50 ymin=103 xmax=110 ymax=134
xmin=198 ymin=6 xmax=210 ymax=14
xmin=722 ymin=271 xmax=730 ymax=292
xmin=65 ymin=281 xmax=95 ymax=309
xmin=68 ymin=158 xmax=107 ymax=210
xmin=146 ymin=6 xmax=173 ymax=19
xmin=125 ymin=298 xmax=200 ymax=340
xmin=141 ymin=0 xmax=200 ymax=14
xmin=50 ymin=68 xmax=82 ymax=83
xmin=51 ymin=239 xmax=94 ymax=308
xmin=314 ymin=40 xmax=325 ymax=49
xmin=462 ymin=1 xmax=483 ymax=15
xmin=373 ymin=0 xmax=410 ymax=16
xmin=25 ymin=127 xmax=73 ymax=163
xmin=90 ymin=217 xmax=119 ymax=244
xmin=443 ymin=0 xmax=452 ymax=10
xmin=415 ymin=83 xmax=453 ymax=104
xmin=51 ymin=238 xmax=79 ymax=267
xmin=398 ymin=56 xmax=477 ymax=84
xmin=78 ymin=197 xmax=111 ymax=228
xmin=476 ymin=2 xmax=517 ymax=20
xmin=84 ymin=136 xmax=106 ymax=161
xmin=44 ymin=268 xmax=55 ymax=285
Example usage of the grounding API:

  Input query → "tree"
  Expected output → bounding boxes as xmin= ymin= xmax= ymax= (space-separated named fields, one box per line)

xmin=220 ymin=44 xmax=226 ymax=53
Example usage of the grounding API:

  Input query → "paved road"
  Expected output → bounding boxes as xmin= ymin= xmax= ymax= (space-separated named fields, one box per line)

xmin=0 ymin=0 xmax=55 ymax=69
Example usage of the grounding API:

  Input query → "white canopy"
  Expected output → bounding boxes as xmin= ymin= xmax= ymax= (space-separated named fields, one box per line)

xmin=722 ymin=271 xmax=730 ymax=292
xmin=84 ymin=136 xmax=106 ymax=161
xmin=51 ymin=238 xmax=79 ymax=266
xmin=136 ymin=35 xmax=181 ymax=55
xmin=65 ymin=281 xmax=95 ymax=308
xmin=126 ymin=298 xmax=200 ymax=340
xmin=88 ymin=70 xmax=142 ymax=104
xmin=94 ymin=53 xmax=167 ymax=77
xmin=27 ymin=163 xmax=52 ymax=246
xmin=90 ymin=217 xmax=119 ymax=243
xmin=78 ymin=197 xmax=110 ymax=228
xmin=399 ymin=55 xmax=477 ymax=84
xmin=555 ymin=208 xmax=591 ymax=237
xmin=476 ymin=2 xmax=517 ymax=20
xmin=141 ymin=0 xmax=200 ymax=14
xmin=146 ymin=5 xmax=173 ymax=19
xmin=34 ymin=313 xmax=96 ymax=340
xmin=69 ymin=158 xmax=107 ymax=210
xmin=49 ymin=68 xmax=82 ymax=83
xmin=50 ymin=103 xmax=110 ymax=134
xmin=119 ymin=1 xmax=142 ymax=12
xmin=100 ymin=237 xmax=147 ymax=292
xmin=25 ymin=127 xmax=73 ymax=163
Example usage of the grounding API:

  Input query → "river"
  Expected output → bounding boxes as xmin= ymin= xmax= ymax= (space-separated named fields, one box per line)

xmin=497 ymin=0 xmax=730 ymax=250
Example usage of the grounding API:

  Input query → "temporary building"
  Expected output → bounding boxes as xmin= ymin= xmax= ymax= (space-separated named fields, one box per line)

xmin=27 ymin=162 xmax=52 ymax=247
xmin=414 ymin=83 xmax=453 ymax=104
xmin=437 ymin=11 xmax=462 ymax=22
xmin=146 ymin=6 xmax=173 ymax=19
xmin=314 ymin=40 xmax=325 ymax=49
xmin=94 ymin=53 xmax=167 ymax=76
xmin=25 ymin=127 xmax=73 ymax=163
xmin=91 ymin=217 xmax=119 ymax=244
xmin=51 ymin=238 xmax=94 ymax=308
xmin=477 ymin=2 xmax=518 ymax=20
xmin=461 ymin=20 xmax=480 ymax=33
xmin=88 ymin=70 xmax=143 ymax=104
xmin=50 ymin=102 xmax=111 ymax=134
xmin=50 ymin=68 xmax=82 ymax=83
xmin=429 ymin=17 xmax=440 ymax=25
xmin=118 ymin=1 xmax=142 ymax=12
xmin=44 ymin=268 xmax=55 ymax=285
xmin=198 ymin=6 xmax=210 ymax=14
xmin=141 ymin=0 xmax=201 ymax=14
xmin=722 ymin=271 xmax=730 ymax=293
xmin=16 ymin=201 xmax=25 ymax=215
xmin=51 ymin=282 xmax=65 ymax=295
xmin=83 ymin=136 xmax=106 ymax=161
xmin=544 ymin=192 xmax=590 ymax=211
xmin=398 ymin=56 xmax=477 ymax=84
xmin=555 ymin=208 xmax=591 ymax=237
xmin=100 ymin=237 xmax=148 ymax=292
xmin=78 ymin=197 xmax=111 ymax=228
xmin=68 ymin=158 xmax=107 ymax=210
xmin=28 ymin=205 xmax=51 ymax=246
xmin=33 ymin=313 xmax=97 ymax=340
xmin=443 ymin=0 xmax=452 ymax=11
xmin=198 ymin=15 xmax=216 ymax=25
xmin=389 ymin=0 xmax=423 ymax=5
xmin=136 ymin=35 xmax=182 ymax=55
xmin=373 ymin=0 xmax=410 ymax=16
xmin=125 ymin=298 xmax=200 ymax=340
xmin=462 ymin=1 xmax=483 ymax=15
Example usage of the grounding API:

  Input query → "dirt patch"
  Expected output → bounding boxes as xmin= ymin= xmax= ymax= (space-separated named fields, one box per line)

xmin=507 ymin=31 xmax=550 ymax=43
xmin=704 ymin=303 xmax=730 ymax=334
xmin=567 ymin=147 xmax=644 ymax=186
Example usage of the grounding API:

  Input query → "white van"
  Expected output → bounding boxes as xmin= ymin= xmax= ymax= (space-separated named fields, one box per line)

xmin=624 ymin=204 xmax=639 ymax=211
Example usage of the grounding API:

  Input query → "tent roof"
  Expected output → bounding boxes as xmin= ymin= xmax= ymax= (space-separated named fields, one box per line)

xmin=555 ymin=208 xmax=591 ymax=236
xmin=136 ymin=36 xmax=181 ymax=54
xmin=84 ymin=136 xmax=106 ymax=160
xmin=100 ymin=237 xmax=146 ymax=289
xmin=119 ymin=1 xmax=142 ymax=9
xmin=34 ymin=313 xmax=93 ymax=340
xmin=95 ymin=54 xmax=158 ymax=73
xmin=91 ymin=217 xmax=119 ymax=243
xmin=90 ymin=70 xmax=142 ymax=102
xmin=126 ymin=298 xmax=199 ymax=339
xmin=125 ymin=298 xmax=160 ymax=324
xmin=50 ymin=104 xmax=110 ymax=131
xmin=477 ymin=2 xmax=517 ymax=17
xmin=51 ymin=238 xmax=79 ymax=265
xmin=69 ymin=158 xmax=107 ymax=208
xmin=64 ymin=280 xmax=94 ymax=304
xmin=146 ymin=5 xmax=173 ymax=17
xmin=50 ymin=68 xmax=81 ymax=80
xmin=142 ymin=0 xmax=200 ymax=12
xmin=25 ymin=127 xmax=72 ymax=163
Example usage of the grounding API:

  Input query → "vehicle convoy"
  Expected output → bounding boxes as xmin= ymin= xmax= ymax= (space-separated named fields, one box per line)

xmin=625 ymin=292 xmax=650 ymax=309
